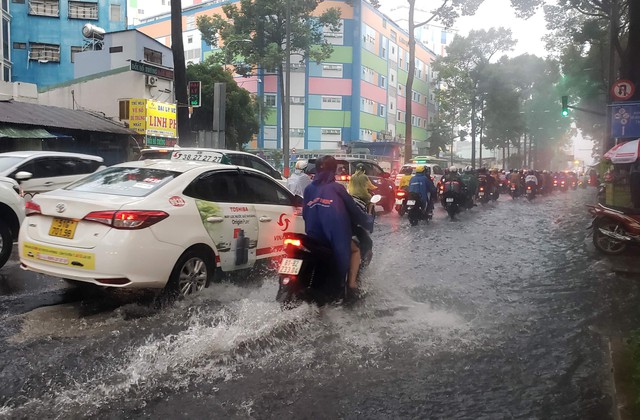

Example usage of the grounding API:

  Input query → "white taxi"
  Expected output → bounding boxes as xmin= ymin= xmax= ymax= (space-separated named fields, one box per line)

xmin=19 ymin=160 xmax=304 ymax=297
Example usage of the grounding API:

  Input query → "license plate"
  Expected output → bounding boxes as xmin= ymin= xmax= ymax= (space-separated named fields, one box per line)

xmin=278 ymin=258 xmax=303 ymax=275
xmin=479 ymin=192 xmax=485 ymax=197
xmin=406 ymin=200 xmax=416 ymax=205
xmin=511 ymin=187 xmax=516 ymax=191
xmin=446 ymin=197 xmax=454 ymax=202
xmin=49 ymin=218 xmax=78 ymax=239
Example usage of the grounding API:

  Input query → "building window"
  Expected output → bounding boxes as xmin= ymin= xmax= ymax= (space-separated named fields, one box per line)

xmin=186 ymin=15 xmax=196 ymax=31
xmin=2 ymin=17 xmax=8 ymax=57
xmin=291 ymin=96 xmax=305 ymax=104
xmin=70 ymin=46 xmax=82 ymax=63
xmin=383 ymin=20 xmax=387 ymax=28
xmin=137 ymin=8 xmax=143 ymax=14
xmin=378 ymin=105 xmax=385 ymax=117
xmin=380 ymin=76 xmax=386 ymax=88
xmin=119 ymin=99 xmax=130 ymax=120
xmin=381 ymin=46 xmax=386 ymax=59
xmin=185 ymin=48 xmax=201 ymax=61
xmin=29 ymin=0 xmax=59 ymax=17
xmin=69 ymin=1 xmax=98 ymax=19
xmin=265 ymin=94 xmax=276 ymax=107
xmin=187 ymin=36 xmax=193 ymax=44
xmin=290 ymin=128 xmax=304 ymax=137
xmin=397 ymin=111 xmax=402 ymax=121
xmin=13 ymin=42 xmax=27 ymax=49
xmin=321 ymin=128 xmax=341 ymax=135
xmin=109 ymin=3 xmax=120 ymax=22
xmin=144 ymin=47 xmax=162 ymax=64
xmin=109 ymin=46 xmax=123 ymax=53
xmin=29 ymin=43 xmax=60 ymax=62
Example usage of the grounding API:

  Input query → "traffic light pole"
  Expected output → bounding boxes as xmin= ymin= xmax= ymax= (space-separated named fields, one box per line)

xmin=567 ymin=105 xmax=606 ymax=117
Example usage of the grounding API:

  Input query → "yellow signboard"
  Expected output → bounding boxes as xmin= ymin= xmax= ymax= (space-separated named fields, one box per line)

xmin=128 ymin=99 xmax=177 ymax=139
xmin=129 ymin=98 xmax=147 ymax=135
xmin=146 ymin=100 xmax=177 ymax=138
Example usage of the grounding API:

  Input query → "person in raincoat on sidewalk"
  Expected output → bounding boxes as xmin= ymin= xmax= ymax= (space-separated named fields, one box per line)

xmin=286 ymin=160 xmax=312 ymax=196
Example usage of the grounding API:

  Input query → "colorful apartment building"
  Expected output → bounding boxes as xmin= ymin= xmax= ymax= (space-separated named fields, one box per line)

xmin=135 ymin=0 xmax=438 ymax=153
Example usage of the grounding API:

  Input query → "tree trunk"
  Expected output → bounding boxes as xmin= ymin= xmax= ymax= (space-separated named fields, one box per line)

xmin=171 ymin=0 xmax=191 ymax=145
xmin=626 ymin=0 xmax=640 ymax=100
xmin=470 ymin=96 xmax=476 ymax=168
xmin=404 ymin=0 xmax=416 ymax=163
xmin=479 ymin=100 xmax=485 ymax=167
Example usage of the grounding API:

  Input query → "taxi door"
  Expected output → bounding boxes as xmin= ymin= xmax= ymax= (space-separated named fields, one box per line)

xmin=238 ymin=170 xmax=303 ymax=260
xmin=187 ymin=170 xmax=258 ymax=271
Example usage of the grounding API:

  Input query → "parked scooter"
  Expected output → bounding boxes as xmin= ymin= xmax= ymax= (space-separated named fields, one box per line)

xmin=587 ymin=203 xmax=640 ymax=255
xmin=276 ymin=195 xmax=382 ymax=306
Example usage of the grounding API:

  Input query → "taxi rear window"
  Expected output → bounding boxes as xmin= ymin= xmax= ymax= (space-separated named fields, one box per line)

xmin=64 ymin=167 xmax=179 ymax=197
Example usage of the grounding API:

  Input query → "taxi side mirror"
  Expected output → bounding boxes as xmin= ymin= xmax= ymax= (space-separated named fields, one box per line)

xmin=15 ymin=171 xmax=33 ymax=182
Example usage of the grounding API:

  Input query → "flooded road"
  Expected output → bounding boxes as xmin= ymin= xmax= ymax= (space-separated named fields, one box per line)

xmin=1 ymin=188 xmax=639 ymax=419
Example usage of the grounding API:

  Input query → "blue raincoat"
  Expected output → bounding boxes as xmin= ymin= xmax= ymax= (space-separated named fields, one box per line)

xmin=408 ymin=172 xmax=436 ymax=206
xmin=302 ymin=171 xmax=373 ymax=288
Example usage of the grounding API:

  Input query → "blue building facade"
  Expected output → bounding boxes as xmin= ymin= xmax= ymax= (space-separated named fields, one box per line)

xmin=10 ymin=0 xmax=127 ymax=87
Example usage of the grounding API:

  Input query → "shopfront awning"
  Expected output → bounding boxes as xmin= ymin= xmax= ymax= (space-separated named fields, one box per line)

xmin=0 ymin=126 xmax=58 ymax=139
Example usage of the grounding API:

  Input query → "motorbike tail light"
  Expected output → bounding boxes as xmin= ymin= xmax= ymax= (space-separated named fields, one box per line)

xmin=283 ymin=238 xmax=302 ymax=247
xmin=83 ymin=210 xmax=169 ymax=229
xmin=479 ymin=187 xmax=484 ymax=192
xmin=396 ymin=190 xmax=407 ymax=198
xmin=25 ymin=200 xmax=42 ymax=216
xmin=561 ymin=181 xmax=565 ymax=185
xmin=336 ymin=175 xmax=351 ymax=182
xmin=527 ymin=186 xmax=531 ymax=190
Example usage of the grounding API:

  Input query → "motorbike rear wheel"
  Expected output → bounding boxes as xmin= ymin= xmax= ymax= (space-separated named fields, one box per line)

xmin=593 ymin=218 xmax=628 ymax=255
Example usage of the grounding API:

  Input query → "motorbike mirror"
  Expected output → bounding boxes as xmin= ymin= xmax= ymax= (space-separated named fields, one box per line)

xmin=370 ymin=194 xmax=383 ymax=204
xmin=15 ymin=171 xmax=32 ymax=182
xmin=381 ymin=172 xmax=391 ymax=179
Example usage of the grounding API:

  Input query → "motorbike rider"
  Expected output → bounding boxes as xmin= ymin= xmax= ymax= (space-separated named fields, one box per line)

xmin=398 ymin=166 xmax=414 ymax=191
xmin=524 ymin=170 xmax=539 ymax=193
xmin=287 ymin=160 xmax=312 ymax=197
xmin=408 ymin=165 xmax=437 ymax=216
xmin=348 ymin=163 xmax=377 ymax=209
xmin=303 ymin=155 xmax=374 ymax=300
xmin=477 ymin=167 xmax=497 ymax=197
xmin=461 ymin=166 xmax=478 ymax=206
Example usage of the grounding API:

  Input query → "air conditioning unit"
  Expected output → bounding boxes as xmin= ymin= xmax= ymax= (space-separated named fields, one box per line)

xmin=145 ymin=75 xmax=157 ymax=86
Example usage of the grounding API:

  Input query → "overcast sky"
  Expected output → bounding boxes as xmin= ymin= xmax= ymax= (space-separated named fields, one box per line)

xmin=379 ymin=0 xmax=550 ymax=58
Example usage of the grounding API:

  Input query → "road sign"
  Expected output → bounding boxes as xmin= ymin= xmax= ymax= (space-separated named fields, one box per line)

xmin=188 ymin=81 xmax=201 ymax=107
xmin=291 ymin=147 xmax=296 ymax=153
xmin=610 ymin=102 xmax=640 ymax=138
xmin=611 ymin=79 xmax=635 ymax=101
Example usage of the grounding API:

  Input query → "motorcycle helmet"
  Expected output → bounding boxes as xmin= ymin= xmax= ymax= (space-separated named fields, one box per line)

xmin=295 ymin=160 xmax=308 ymax=171
xmin=449 ymin=165 xmax=458 ymax=173
xmin=316 ymin=155 xmax=337 ymax=175
xmin=424 ymin=166 xmax=432 ymax=176
xmin=415 ymin=165 xmax=426 ymax=173
xmin=464 ymin=165 xmax=473 ymax=172
xmin=356 ymin=163 xmax=365 ymax=171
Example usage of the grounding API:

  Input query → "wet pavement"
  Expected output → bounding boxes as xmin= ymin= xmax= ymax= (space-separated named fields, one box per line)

xmin=1 ymin=188 xmax=640 ymax=419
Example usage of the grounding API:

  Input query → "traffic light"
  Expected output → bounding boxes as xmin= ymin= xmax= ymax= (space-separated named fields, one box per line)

xmin=561 ymin=95 xmax=569 ymax=117
xmin=188 ymin=81 xmax=201 ymax=108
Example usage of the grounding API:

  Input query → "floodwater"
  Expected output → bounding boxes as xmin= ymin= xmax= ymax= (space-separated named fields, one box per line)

xmin=1 ymin=188 xmax=639 ymax=419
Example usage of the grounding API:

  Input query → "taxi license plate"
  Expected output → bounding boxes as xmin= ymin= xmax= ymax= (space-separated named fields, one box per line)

xmin=49 ymin=218 xmax=78 ymax=239
xmin=406 ymin=200 xmax=416 ymax=206
xmin=479 ymin=192 xmax=485 ymax=196
xmin=446 ymin=197 xmax=454 ymax=202
xmin=279 ymin=258 xmax=303 ymax=275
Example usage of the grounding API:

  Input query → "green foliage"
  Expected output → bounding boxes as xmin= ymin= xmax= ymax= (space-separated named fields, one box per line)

xmin=197 ymin=0 xmax=341 ymax=70
xmin=186 ymin=58 xmax=259 ymax=150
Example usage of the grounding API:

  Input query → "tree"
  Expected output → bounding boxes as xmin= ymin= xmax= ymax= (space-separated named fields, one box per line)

xmin=433 ymin=28 xmax=516 ymax=168
xmin=186 ymin=58 xmax=260 ymax=150
xmin=171 ymin=0 xmax=191 ymax=145
xmin=197 ymin=0 xmax=341 ymax=159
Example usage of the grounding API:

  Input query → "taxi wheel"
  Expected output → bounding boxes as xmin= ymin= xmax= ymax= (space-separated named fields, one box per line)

xmin=166 ymin=248 xmax=213 ymax=299
xmin=0 ymin=220 xmax=12 ymax=269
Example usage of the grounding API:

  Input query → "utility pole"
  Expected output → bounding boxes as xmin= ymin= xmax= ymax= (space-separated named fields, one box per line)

xmin=605 ymin=0 xmax=618 ymax=154
xmin=283 ymin=0 xmax=291 ymax=177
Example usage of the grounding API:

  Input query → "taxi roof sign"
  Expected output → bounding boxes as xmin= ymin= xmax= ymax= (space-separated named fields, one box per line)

xmin=170 ymin=148 xmax=231 ymax=164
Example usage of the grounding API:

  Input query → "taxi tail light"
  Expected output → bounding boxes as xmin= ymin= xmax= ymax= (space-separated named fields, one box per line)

xmin=83 ymin=210 xmax=169 ymax=229
xmin=25 ymin=201 xmax=41 ymax=216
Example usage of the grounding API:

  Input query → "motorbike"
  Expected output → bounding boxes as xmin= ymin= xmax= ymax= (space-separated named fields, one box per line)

xmin=509 ymin=182 xmax=522 ymax=199
xmin=395 ymin=189 xmax=408 ymax=216
xmin=441 ymin=181 xmax=463 ymax=220
xmin=525 ymin=182 xmax=537 ymax=200
xmin=477 ymin=176 xmax=498 ymax=204
xmin=276 ymin=195 xmax=382 ymax=307
xmin=558 ymin=178 xmax=568 ymax=192
xmin=587 ymin=203 xmax=640 ymax=255
xmin=406 ymin=192 xmax=432 ymax=226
